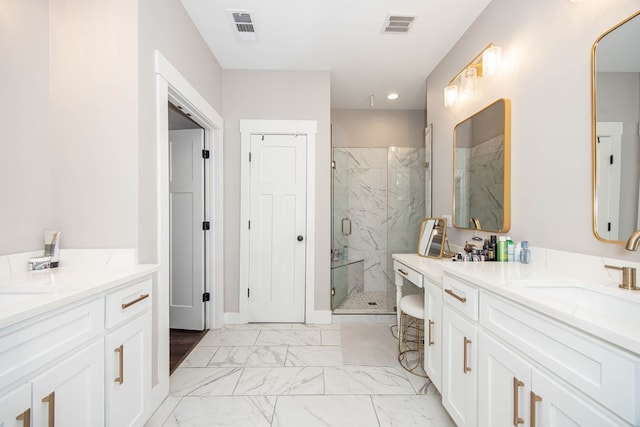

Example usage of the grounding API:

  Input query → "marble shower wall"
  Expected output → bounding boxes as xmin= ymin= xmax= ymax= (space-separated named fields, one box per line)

xmin=332 ymin=148 xmax=425 ymax=293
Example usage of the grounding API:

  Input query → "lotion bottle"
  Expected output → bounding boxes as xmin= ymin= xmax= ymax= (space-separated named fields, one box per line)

xmin=497 ymin=236 xmax=507 ymax=262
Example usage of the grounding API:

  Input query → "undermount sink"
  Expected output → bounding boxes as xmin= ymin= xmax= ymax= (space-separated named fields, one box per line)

xmin=515 ymin=285 xmax=640 ymax=334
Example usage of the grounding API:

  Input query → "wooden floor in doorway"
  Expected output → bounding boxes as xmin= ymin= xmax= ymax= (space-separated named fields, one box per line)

xmin=170 ymin=329 xmax=208 ymax=374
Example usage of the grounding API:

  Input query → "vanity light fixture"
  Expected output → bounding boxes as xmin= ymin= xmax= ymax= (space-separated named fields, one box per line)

xmin=387 ymin=93 xmax=399 ymax=100
xmin=443 ymin=43 xmax=502 ymax=107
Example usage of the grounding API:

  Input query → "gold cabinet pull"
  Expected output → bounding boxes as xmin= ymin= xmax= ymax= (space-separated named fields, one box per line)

xmin=398 ymin=268 xmax=408 ymax=276
xmin=16 ymin=408 xmax=31 ymax=427
xmin=121 ymin=293 xmax=149 ymax=309
xmin=530 ymin=391 xmax=542 ymax=427
xmin=41 ymin=392 xmax=55 ymax=427
xmin=445 ymin=288 xmax=467 ymax=303
xmin=428 ymin=319 xmax=435 ymax=346
xmin=463 ymin=337 xmax=472 ymax=373
xmin=513 ymin=377 xmax=525 ymax=425
xmin=114 ymin=344 xmax=124 ymax=384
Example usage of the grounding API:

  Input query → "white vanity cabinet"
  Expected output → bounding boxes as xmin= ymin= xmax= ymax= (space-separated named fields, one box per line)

xmin=479 ymin=292 xmax=636 ymax=426
xmin=441 ymin=275 xmax=479 ymax=427
xmin=0 ymin=298 xmax=105 ymax=427
xmin=424 ymin=279 xmax=443 ymax=390
xmin=105 ymin=278 xmax=152 ymax=427
xmin=0 ymin=273 xmax=155 ymax=427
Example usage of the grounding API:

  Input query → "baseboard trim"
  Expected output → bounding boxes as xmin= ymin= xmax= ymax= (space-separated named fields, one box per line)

xmin=223 ymin=312 xmax=242 ymax=325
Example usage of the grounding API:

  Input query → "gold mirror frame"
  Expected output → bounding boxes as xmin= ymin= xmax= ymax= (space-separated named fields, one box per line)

xmin=591 ymin=10 xmax=640 ymax=244
xmin=417 ymin=217 xmax=447 ymax=258
xmin=452 ymin=99 xmax=511 ymax=233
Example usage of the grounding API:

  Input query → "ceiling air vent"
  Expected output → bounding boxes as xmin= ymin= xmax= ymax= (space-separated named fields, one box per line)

xmin=228 ymin=10 xmax=257 ymax=42
xmin=383 ymin=13 xmax=417 ymax=33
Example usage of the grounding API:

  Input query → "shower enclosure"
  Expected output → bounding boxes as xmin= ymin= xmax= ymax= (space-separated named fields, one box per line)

xmin=331 ymin=147 xmax=426 ymax=314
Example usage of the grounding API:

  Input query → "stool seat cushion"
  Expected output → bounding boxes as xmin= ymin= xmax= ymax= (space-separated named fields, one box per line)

xmin=399 ymin=294 xmax=424 ymax=319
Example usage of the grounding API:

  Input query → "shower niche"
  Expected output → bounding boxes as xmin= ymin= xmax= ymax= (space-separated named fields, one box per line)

xmin=331 ymin=147 xmax=426 ymax=313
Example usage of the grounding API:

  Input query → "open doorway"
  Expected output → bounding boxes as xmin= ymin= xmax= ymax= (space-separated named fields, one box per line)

xmin=168 ymin=103 xmax=208 ymax=372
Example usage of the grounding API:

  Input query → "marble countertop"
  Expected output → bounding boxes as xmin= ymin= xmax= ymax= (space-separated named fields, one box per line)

xmin=392 ymin=252 xmax=640 ymax=357
xmin=0 ymin=264 xmax=159 ymax=329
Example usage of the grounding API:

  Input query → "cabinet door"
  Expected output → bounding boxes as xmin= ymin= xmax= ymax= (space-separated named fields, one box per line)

xmin=478 ymin=331 xmax=531 ymax=427
xmin=0 ymin=383 xmax=31 ymax=427
xmin=424 ymin=280 xmax=442 ymax=391
xmin=32 ymin=340 xmax=104 ymax=427
xmin=105 ymin=312 xmax=151 ymax=427
xmin=532 ymin=369 xmax=624 ymax=427
xmin=442 ymin=306 xmax=478 ymax=427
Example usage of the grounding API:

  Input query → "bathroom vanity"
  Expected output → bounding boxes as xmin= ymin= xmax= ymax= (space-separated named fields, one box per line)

xmin=393 ymin=250 xmax=640 ymax=427
xmin=0 ymin=259 xmax=158 ymax=427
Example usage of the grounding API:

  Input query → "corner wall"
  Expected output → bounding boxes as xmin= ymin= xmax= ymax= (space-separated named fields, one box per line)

xmin=427 ymin=0 xmax=640 ymax=260
xmin=222 ymin=69 xmax=331 ymax=314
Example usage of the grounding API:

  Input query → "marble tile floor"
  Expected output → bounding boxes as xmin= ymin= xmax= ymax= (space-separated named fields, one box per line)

xmin=145 ymin=323 xmax=455 ymax=427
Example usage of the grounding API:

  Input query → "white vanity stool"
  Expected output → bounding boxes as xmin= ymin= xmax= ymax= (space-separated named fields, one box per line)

xmin=398 ymin=293 xmax=427 ymax=377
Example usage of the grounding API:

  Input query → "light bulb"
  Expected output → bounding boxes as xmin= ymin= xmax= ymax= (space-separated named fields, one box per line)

xmin=444 ymin=85 xmax=458 ymax=107
xmin=482 ymin=46 xmax=502 ymax=76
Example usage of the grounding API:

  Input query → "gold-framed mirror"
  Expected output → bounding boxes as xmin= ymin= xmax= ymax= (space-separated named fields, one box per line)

xmin=417 ymin=217 xmax=447 ymax=258
xmin=453 ymin=99 xmax=511 ymax=233
xmin=592 ymin=10 xmax=640 ymax=243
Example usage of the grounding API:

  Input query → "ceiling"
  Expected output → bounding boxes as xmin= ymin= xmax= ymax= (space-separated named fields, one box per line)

xmin=179 ymin=0 xmax=492 ymax=110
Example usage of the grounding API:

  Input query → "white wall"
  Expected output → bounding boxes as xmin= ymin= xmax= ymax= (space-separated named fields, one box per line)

xmin=0 ymin=0 xmax=51 ymax=255
xmin=50 ymin=0 xmax=139 ymax=250
xmin=427 ymin=0 xmax=640 ymax=260
xmin=331 ymin=109 xmax=426 ymax=149
xmin=222 ymin=69 xmax=331 ymax=312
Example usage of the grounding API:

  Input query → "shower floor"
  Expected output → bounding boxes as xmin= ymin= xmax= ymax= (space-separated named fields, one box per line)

xmin=333 ymin=291 xmax=395 ymax=314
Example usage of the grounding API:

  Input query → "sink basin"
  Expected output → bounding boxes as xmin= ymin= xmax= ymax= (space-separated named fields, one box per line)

xmin=0 ymin=293 xmax=41 ymax=309
xmin=518 ymin=286 xmax=640 ymax=334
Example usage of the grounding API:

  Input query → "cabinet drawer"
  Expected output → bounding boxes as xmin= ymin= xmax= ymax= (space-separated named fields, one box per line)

xmin=394 ymin=261 xmax=423 ymax=288
xmin=480 ymin=293 xmax=640 ymax=425
xmin=443 ymin=274 xmax=479 ymax=321
xmin=0 ymin=298 xmax=104 ymax=390
xmin=106 ymin=279 xmax=152 ymax=328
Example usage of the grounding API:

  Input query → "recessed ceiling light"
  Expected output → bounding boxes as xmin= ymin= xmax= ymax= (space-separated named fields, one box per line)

xmin=387 ymin=93 xmax=399 ymax=100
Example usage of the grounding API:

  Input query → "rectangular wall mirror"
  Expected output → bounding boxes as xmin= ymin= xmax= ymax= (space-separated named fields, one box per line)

xmin=592 ymin=10 xmax=640 ymax=243
xmin=453 ymin=98 xmax=511 ymax=233
xmin=418 ymin=217 xmax=447 ymax=258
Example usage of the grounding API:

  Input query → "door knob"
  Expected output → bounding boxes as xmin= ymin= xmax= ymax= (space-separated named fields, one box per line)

xmin=297 ymin=235 xmax=304 ymax=242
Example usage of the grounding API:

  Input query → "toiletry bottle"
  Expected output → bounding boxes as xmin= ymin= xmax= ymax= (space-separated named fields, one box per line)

xmin=520 ymin=241 xmax=531 ymax=264
xmin=488 ymin=235 xmax=497 ymax=261
xmin=497 ymin=236 xmax=507 ymax=262
xmin=506 ymin=236 xmax=514 ymax=262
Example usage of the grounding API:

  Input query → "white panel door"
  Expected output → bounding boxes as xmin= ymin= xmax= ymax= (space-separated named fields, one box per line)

xmin=595 ymin=122 xmax=623 ymax=240
xmin=249 ymin=134 xmax=307 ymax=322
xmin=169 ymin=129 xmax=206 ymax=330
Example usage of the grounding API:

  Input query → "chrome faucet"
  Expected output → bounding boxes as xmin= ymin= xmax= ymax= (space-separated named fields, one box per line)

xmin=625 ymin=229 xmax=640 ymax=251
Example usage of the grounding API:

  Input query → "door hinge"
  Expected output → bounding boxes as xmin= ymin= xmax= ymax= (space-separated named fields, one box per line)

xmin=202 ymin=149 xmax=210 ymax=159
xmin=331 ymin=287 xmax=336 ymax=296
xmin=202 ymin=292 xmax=210 ymax=302
xmin=248 ymin=220 xmax=251 ymax=230
xmin=202 ymin=221 xmax=211 ymax=231
xmin=608 ymin=222 xmax=612 ymax=232
xmin=249 ymin=152 xmax=252 ymax=162
xmin=610 ymin=155 xmax=614 ymax=165
xmin=247 ymin=288 xmax=250 ymax=298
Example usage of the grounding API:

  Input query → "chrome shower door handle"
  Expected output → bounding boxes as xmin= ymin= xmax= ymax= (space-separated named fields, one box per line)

xmin=341 ymin=218 xmax=352 ymax=236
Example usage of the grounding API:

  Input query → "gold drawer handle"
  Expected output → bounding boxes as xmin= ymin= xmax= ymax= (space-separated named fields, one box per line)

xmin=513 ymin=377 xmax=525 ymax=426
xmin=41 ymin=392 xmax=55 ymax=427
xmin=428 ymin=319 xmax=435 ymax=346
xmin=16 ymin=408 xmax=31 ymax=427
xmin=463 ymin=337 xmax=472 ymax=373
xmin=445 ymin=288 xmax=467 ymax=303
xmin=114 ymin=344 xmax=124 ymax=384
xmin=121 ymin=293 xmax=149 ymax=309
xmin=398 ymin=268 xmax=409 ymax=276
xmin=530 ymin=391 xmax=542 ymax=427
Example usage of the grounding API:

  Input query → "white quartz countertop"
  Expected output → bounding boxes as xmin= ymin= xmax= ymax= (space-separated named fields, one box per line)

xmin=0 ymin=264 xmax=159 ymax=329
xmin=392 ymin=252 xmax=640 ymax=357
